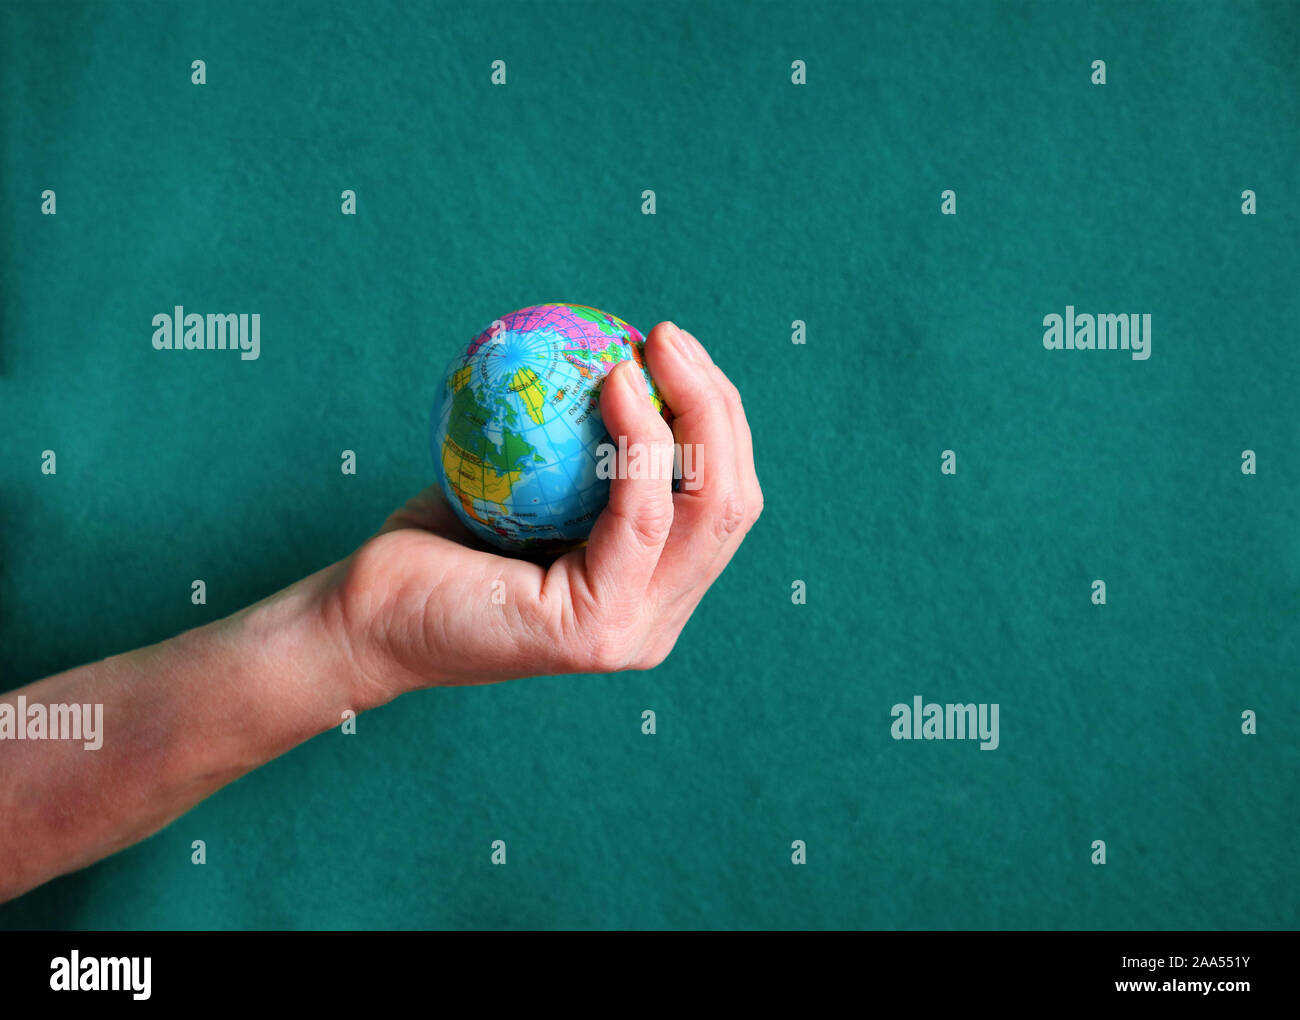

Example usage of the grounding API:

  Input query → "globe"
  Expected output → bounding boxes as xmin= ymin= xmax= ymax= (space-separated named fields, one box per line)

xmin=430 ymin=303 xmax=670 ymax=554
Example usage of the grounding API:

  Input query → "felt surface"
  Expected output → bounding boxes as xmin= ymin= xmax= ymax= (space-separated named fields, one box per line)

xmin=0 ymin=0 xmax=1296 ymax=929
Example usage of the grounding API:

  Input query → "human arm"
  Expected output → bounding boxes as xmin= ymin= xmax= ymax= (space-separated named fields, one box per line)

xmin=0 ymin=322 xmax=762 ymax=901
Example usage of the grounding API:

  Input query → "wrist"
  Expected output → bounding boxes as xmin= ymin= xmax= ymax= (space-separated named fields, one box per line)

xmin=183 ymin=562 xmax=369 ymax=775
xmin=316 ymin=541 xmax=450 ymax=707
xmin=313 ymin=553 xmax=428 ymax=712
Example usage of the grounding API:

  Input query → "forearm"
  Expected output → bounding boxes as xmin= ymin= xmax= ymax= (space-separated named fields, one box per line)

xmin=0 ymin=561 xmax=366 ymax=902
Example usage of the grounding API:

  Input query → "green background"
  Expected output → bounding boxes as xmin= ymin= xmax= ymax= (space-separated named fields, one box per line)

xmin=1 ymin=0 xmax=1297 ymax=930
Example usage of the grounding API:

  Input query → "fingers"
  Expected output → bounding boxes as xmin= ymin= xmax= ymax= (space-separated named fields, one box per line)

xmin=693 ymin=326 xmax=763 ymax=530
xmin=642 ymin=322 xmax=754 ymax=601
xmin=537 ymin=324 xmax=760 ymax=677
xmin=581 ymin=359 xmax=677 ymax=607
xmin=644 ymin=321 xmax=739 ymax=510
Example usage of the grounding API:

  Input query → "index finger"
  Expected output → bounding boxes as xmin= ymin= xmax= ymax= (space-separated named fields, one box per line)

xmin=581 ymin=359 xmax=677 ymax=609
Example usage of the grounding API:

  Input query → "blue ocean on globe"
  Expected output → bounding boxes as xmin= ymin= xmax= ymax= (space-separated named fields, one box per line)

xmin=430 ymin=303 xmax=668 ymax=553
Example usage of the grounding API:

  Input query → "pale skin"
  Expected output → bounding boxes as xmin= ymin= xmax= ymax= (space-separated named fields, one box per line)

xmin=0 ymin=323 xmax=762 ymax=903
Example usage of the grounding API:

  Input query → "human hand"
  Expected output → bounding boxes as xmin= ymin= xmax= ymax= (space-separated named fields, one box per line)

xmin=0 ymin=321 xmax=761 ymax=900
xmin=324 ymin=321 xmax=763 ymax=708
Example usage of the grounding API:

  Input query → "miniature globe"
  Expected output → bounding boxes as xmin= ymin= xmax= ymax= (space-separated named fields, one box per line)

xmin=430 ymin=303 xmax=669 ymax=553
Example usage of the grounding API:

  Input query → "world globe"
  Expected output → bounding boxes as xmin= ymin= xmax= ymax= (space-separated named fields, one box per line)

xmin=430 ymin=303 xmax=670 ymax=554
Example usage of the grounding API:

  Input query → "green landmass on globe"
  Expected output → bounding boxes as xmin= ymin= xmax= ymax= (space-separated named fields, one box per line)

xmin=430 ymin=303 xmax=670 ymax=553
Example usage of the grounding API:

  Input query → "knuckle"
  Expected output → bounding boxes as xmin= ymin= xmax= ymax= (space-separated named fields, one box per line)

xmin=619 ymin=498 xmax=672 ymax=549
xmin=648 ymin=413 xmax=675 ymax=445
xmin=712 ymin=492 xmax=748 ymax=541
xmin=633 ymin=510 xmax=672 ymax=549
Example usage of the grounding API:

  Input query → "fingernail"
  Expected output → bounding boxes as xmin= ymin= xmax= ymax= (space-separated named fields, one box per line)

xmin=623 ymin=360 xmax=648 ymax=396
xmin=665 ymin=321 xmax=696 ymax=363
xmin=680 ymin=326 xmax=713 ymax=365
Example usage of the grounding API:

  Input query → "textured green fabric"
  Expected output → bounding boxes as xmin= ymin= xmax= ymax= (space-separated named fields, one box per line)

xmin=1 ymin=0 xmax=1296 ymax=929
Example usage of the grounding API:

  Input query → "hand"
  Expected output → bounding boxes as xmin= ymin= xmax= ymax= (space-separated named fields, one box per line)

xmin=325 ymin=321 xmax=763 ymax=707
xmin=0 ymin=321 xmax=761 ymax=899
